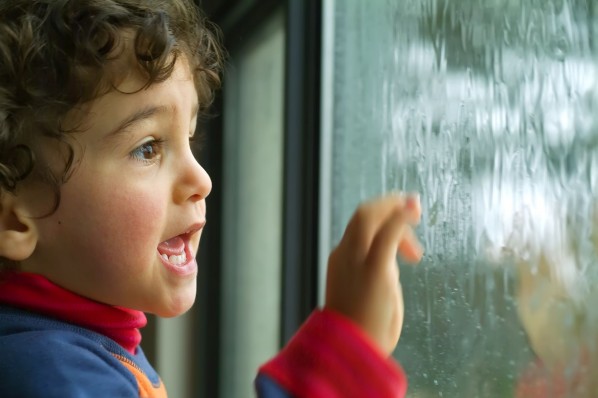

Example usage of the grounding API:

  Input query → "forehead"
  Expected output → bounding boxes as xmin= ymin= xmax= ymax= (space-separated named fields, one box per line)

xmin=65 ymin=51 xmax=197 ymax=135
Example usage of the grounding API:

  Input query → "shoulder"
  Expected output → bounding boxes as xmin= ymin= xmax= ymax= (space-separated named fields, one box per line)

xmin=0 ymin=328 xmax=139 ymax=397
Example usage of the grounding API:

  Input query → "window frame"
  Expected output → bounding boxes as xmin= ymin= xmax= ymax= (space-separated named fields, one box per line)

xmin=193 ymin=1 xmax=323 ymax=396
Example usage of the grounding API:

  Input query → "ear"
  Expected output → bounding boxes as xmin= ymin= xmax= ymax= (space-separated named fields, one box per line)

xmin=0 ymin=192 xmax=38 ymax=261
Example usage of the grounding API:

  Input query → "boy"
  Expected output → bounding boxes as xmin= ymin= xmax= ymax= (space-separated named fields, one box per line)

xmin=0 ymin=1 xmax=423 ymax=397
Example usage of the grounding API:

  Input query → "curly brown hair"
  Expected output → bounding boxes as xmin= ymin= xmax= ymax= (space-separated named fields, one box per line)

xmin=0 ymin=0 xmax=223 ymax=197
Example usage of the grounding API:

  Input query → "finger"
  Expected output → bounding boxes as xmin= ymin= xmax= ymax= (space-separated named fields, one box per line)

xmin=405 ymin=194 xmax=421 ymax=225
xmin=340 ymin=194 xmax=407 ymax=259
xmin=365 ymin=206 xmax=410 ymax=273
xmin=398 ymin=227 xmax=424 ymax=264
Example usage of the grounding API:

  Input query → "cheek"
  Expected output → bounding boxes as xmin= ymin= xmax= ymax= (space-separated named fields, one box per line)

xmin=102 ymin=195 xmax=161 ymax=249
xmin=56 ymin=178 xmax=165 ymax=266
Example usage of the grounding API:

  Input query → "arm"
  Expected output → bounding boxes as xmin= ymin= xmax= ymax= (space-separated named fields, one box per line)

xmin=256 ymin=194 xmax=423 ymax=398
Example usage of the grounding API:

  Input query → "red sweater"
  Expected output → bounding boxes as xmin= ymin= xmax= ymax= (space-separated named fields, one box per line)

xmin=0 ymin=271 xmax=408 ymax=397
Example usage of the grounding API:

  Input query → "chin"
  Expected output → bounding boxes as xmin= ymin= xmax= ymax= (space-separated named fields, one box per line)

xmin=154 ymin=292 xmax=197 ymax=318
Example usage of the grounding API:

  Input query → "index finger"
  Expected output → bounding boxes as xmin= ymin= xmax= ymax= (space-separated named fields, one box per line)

xmin=341 ymin=194 xmax=420 ymax=260
xmin=366 ymin=207 xmax=424 ymax=273
xmin=340 ymin=194 xmax=413 ymax=259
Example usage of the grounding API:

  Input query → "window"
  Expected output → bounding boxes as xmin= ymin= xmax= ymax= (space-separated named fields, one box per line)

xmin=321 ymin=0 xmax=598 ymax=395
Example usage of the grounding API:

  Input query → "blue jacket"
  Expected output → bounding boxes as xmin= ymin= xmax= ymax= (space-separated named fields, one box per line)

xmin=0 ymin=305 xmax=290 ymax=397
xmin=0 ymin=305 xmax=407 ymax=397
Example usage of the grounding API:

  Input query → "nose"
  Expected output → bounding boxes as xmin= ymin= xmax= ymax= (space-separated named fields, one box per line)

xmin=174 ymin=150 xmax=212 ymax=204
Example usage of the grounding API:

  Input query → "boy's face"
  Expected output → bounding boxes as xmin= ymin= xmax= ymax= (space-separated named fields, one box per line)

xmin=19 ymin=56 xmax=211 ymax=317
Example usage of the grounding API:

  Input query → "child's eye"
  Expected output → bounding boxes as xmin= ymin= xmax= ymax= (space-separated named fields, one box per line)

xmin=130 ymin=139 xmax=164 ymax=163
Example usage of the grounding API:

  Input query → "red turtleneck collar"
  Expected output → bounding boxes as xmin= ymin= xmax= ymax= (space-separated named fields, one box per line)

xmin=0 ymin=272 xmax=146 ymax=355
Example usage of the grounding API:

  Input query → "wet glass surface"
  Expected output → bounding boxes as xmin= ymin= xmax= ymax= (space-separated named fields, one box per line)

xmin=326 ymin=0 xmax=598 ymax=396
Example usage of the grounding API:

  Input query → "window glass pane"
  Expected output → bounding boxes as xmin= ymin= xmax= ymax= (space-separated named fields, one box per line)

xmin=220 ymin=9 xmax=285 ymax=398
xmin=323 ymin=0 xmax=598 ymax=395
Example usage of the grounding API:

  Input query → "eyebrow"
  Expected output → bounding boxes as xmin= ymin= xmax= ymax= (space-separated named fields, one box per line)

xmin=107 ymin=102 xmax=200 ymax=138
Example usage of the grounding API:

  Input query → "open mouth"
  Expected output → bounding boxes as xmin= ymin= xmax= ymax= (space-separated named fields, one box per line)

xmin=157 ymin=234 xmax=192 ymax=266
xmin=156 ymin=222 xmax=204 ymax=273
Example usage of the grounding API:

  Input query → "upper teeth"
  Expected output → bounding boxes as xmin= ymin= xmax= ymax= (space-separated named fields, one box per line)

xmin=162 ymin=252 xmax=187 ymax=265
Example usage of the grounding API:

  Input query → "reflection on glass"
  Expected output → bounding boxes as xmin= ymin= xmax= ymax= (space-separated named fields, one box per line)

xmin=326 ymin=0 xmax=598 ymax=396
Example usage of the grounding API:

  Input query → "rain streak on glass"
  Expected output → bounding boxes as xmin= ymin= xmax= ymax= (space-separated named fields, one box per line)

xmin=327 ymin=0 xmax=598 ymax=396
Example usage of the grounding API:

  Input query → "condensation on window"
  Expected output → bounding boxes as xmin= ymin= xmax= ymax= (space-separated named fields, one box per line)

xmin=326 ymin=0 xmax=598 ymax=396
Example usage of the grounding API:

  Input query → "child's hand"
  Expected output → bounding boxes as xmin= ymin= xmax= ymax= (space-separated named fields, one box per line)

xmin=324 ymin=194 xmax=423 ymax=355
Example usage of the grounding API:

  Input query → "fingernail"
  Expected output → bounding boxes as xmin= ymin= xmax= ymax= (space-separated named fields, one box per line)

xmin=405 ymin=193 xmax=419 ymax=209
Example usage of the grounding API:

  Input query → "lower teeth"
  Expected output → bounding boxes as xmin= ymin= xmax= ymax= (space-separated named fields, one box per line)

xmin=161 ymin=253 xmax=186 ymax=265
